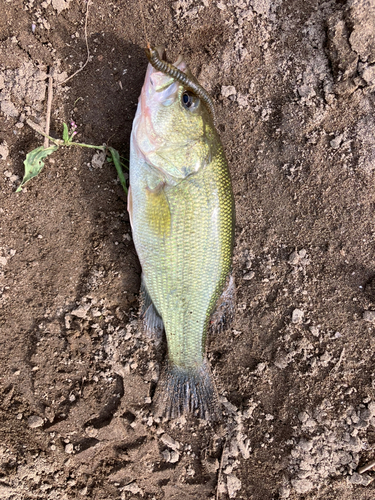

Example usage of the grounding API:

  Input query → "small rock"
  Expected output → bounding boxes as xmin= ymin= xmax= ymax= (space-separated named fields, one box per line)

xmin=169 ymin=450 xmax=180 ymax=463
xmin=221 ymin=85 xmax=236 ymax=98
xmin=0 ymin=256 xmax=7 ymax=266
xmin=330 ymin=134 xmax=343 ymax=149
xmin=236 ymin=93 xmax=249 ymax=108
xmin=226 ymin=474 xmax=241 ymax=498
xmin=288 ymin=251 xmax=299 ymax=265
xmin=28 ymin=415 xmax=44 ymax=428
xmin=85 ymin=426 xmax=98 ymax=438
xmin=91 ymin=150 xmax=106 ymax=169
xmin=291 ymin=478 xmax=314 ymax=494
xmin=274 ymin=351 xmax=290 ymax=369
xmin=52 ymin=0 xmax=72 ymax=15
xmin=361 ymin=65 xmax=375 ymax=86
xmin=292 ymin=308 xmax=304 ymax=324
xmin=309 ymin=325 xmax=320 ymax=337
xmin=363 ymin=311 xmax=375 ymax=323
xmin=349 ymin=472 xmax=373 ymax=486
xmin=279 ymin=484 xmax=291 ymax=498
xmin=65 ymin=443 xmax=74 ymax=454
xmin=297 ymin=439 xmax=313 ymax=452
xmin=122 ymin=482 xmax=142 ymax=494
xmin=71 ymin=304 xmax=91 ymax=319
xmin=368 ymin=401 xmax=375 ymax=417
xmin=0 ymin=141 xmax=9 ymax=160
xmin=298 ymin=84 xmax=316 ymax=99
xmin=243 ymin=271 xmax=254 ymax=280
xmin=298 ymin=411 xmax=309 ymax=423
xmin=160 ymin=433 xmax=180 ymax=450
xmin=320 ymin=351 xmax=332 ymax=366
xmin=64 ymin=314 xmax=72 ymax=329
xmin=251 ymin=0 xmax=271 ymax=16
xmin=1 ymin=100 xmax=18 ymax=118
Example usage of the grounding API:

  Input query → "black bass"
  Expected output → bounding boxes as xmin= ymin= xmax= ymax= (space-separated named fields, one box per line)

xmin=128 ymin=46 xmax=235 ymax=419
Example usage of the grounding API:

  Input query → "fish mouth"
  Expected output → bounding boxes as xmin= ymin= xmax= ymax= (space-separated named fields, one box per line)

xmin=147 ymin=49 xmax=187 ymax=102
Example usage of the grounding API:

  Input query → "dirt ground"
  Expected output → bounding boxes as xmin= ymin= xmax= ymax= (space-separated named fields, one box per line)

xmin=1 ymin=0 xmax=375 ymax=498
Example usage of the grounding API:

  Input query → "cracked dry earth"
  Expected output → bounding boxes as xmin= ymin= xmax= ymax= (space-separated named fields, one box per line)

xmin=1 ymin=0 xmax=375 ymax=499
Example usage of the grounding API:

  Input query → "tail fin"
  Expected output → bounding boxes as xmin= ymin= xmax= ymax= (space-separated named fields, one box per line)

xmin=153 ymin=360 xmax=221 ymax=421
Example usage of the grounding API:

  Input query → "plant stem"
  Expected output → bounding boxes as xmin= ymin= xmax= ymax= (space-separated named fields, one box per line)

xmin=26 ymin=119 xmax=106 ymax=150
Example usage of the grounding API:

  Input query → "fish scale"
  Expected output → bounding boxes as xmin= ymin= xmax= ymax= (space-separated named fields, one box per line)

xmin=129 ymin=49 xmax=234 ymax=419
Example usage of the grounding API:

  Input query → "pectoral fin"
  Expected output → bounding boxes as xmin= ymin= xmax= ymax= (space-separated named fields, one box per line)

xmin=145 ymin=182 xmax=171 ymax=237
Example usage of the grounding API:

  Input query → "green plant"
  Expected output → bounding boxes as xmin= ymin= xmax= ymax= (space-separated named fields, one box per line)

xmin=17 ymin=120 xmax=128 ymax=194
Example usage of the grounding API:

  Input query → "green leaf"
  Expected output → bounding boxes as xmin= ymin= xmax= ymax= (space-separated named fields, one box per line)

xmin=108 ymin=146 xmax=128 ymax=195
xmin=16 ymin=145 xmax=58 ymax=192
xmin=62 ymin=123 xmax=69 ymax=143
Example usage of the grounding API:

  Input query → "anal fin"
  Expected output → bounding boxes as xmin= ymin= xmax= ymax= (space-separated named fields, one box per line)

xmin=210 ymin=274 xmax=235 ymax=335
xmin=139 ymin=275 xmax=164 ymax=344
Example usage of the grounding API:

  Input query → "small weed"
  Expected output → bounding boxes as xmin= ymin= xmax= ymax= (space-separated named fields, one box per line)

xmin=17 ymin=121 xmax=128 ymax=194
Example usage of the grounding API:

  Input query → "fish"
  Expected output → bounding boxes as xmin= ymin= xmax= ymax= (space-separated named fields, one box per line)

xmin=128 ymin=46 xmax=235 ymax=420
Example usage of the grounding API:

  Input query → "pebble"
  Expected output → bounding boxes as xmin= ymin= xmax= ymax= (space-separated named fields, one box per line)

xmin=243 ymin=271 xmax=254 ymax=280
xmin=289 ymin=249 xmax=309 ymax=266
xmin=309 ymin=325 xmax=320 ymax=337
xmin=0 ymin=140 xmax=9 ymax=160
xmin=291 ymin=478 xmax=314 ymax=494
xmin=361 ymin=65 xmax=375 ymax=86
xmin=65 ymin=443 xmax=74 ymax=454
xmin=330 ymin=135 xmax=343 ymax=149
xmin=298 ymin=411 xmax=309 ymax=423
xmin=71 ymin=304 xmax=91 ymax=319
xmin=122 ymin=482 xmax=142 ymax=494
xmin=27 ymin=415 xmax=44 ymax=428
xmin=363 ymin=311 xmax=375 ymax=323
xmin=221 ymin=85 xmax=236 ymax=98
xmin=279 ymin=484 xmax=291 ymax=498
xmin=349 ymin=472 xmax=373 ymax=486
xmin=91 ymin=150 xmax=106 ymax=169
xmin=292 ymin=308 xmax=304 ymax=324
xmin=160 ymin=433 xmax=180 ymax=450
xmin=298 ymin=84 xmax=316 ymax=99
xmin=169 ymin=450 xmax=179 ymax=463
xmin=226 ymin=474 xmax=242 ymax=498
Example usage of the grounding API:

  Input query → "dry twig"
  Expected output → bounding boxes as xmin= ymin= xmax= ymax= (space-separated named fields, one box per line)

xmin=216 ymin=438 xmax=227 ymax=500
xmin=60 ymin=0 xmax=92 ymax=85
xmin=44 ymin=73 xmax=54 ymax=148
xmin=358 ymin=459 xmax=375 ymax=474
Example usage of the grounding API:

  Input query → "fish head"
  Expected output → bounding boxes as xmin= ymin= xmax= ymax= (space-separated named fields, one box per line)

xmin=132 ymin=49 xmax=218 ymax=184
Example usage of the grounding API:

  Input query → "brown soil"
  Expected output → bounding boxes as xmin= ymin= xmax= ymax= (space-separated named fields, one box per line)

xmin=1 ymin=0 xmax=375 ymax=499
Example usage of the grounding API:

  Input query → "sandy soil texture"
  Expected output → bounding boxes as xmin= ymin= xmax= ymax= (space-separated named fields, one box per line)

xmin=1 ymin=0 xmax=375 ymax=499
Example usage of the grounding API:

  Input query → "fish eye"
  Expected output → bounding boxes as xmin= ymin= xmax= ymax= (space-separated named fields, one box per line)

xmin=182 ymin=91 xmax=199 ymax=110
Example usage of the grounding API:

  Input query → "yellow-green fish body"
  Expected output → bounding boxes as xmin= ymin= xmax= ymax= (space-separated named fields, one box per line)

xmin=128 ymin=50 xmax=234 ymax=419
